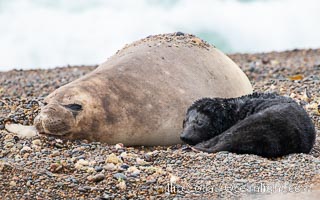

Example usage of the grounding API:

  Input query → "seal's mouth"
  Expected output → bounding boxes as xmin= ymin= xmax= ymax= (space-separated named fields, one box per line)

xmin=180 ymin=129 xmax=204 ymax=145
xmin=37 ymin=131 xmax=71 ymax=138
xmin=34 ymin=114 xmax=71 ymax=136
xmin=180 ymin=134 xmax=198 ymax=145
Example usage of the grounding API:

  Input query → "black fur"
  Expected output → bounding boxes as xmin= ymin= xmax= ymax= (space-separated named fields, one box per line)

xmin=180 ymin=92 xmax=316 ymax=157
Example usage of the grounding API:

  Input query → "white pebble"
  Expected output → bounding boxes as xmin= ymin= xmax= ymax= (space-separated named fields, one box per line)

xmin=117 ymin=181 xmax=126 ymax=190
xmin=32 ymin=139 xmax=41 ymax=146
xmin=20 ymin=146 xmax=32 ymax=153
xmin=106 ymin=153 xmax=122 ymax=164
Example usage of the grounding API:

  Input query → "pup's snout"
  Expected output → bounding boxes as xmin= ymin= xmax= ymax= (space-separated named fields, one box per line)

xmin=180 ymin=132 xmax=194 ymax=145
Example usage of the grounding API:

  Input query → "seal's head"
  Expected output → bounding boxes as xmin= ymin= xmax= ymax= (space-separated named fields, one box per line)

xmin=180 ymin=98 xmax=230 ymax=145
xmin=34 ymin=84 xmax=103 ymax=141
xmin=180 ymin=108 xmax=213 ymax=145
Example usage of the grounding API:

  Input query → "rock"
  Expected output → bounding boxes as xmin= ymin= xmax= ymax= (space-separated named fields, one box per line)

xmin=0 ymin=162 xmax=13 ymax=172
xmin=104 ymin=163 xmax=116 ymax=171
xmin=120 ymin=164 xmax=129 ymax=170
xmin=262 ymin=57 xmax=270 ymax=64
xmin=86 ymin=167 xmax=95 ymax=173
xmin=5 ymin=142 xmax=14 ymax=148
xmin=127 ymin=166 xmax=140 ymax=176
xmin=169 ymin=174 xmax=180 ymax=184
xmin=144 ymin=153 xmax=153 ymax=162
xmin=288 ymin=74 xmax=303 ymax=81
xmin=98 ymin=194 xmax=112 ymax=200
xmin=136 ymin=158 xmax=149 ymax=166
xmin=106 ymin=153 xmax=122 ymax=164
xmin=78 ymin=187 xmax=86 ymax=192
xmin=74 ymin=159 xmax=90 ymax=170
xmin=9 ymin=181 xmax=16 ymax=187
xmin=191 ymin=37 xmax=202 ymax=45
xmin=114 ymin=143 xmax=123 ymax=149
xmin=75 ymin=159 xmax=89 ymax=166
xmin=54 ymin=143 xmax=64 ymax=148
xmin=113 ymin=173 xmax=127 ymax=180
xmin=20 ymin=146 xmax=32 ymax=154
xmin=83 ymin=186 xmax=92 ymax=190
xmin=175 ymin=32 xmax=184 ymax=36
xmin=116 ymin=181 xmax=126 ymax=190
xmin=119 ymin=152 xmax=128 ymax=159
xmin=94 ymin=166 xmax=103 ymax=172
xmin=56 ymin=182 xmax=64 ymax=187
xmin=126 ymin=166 xmax=137 ymax=172
xmin=235 ymin=179 xmax=248 ymax=183
xmin=51 ymin=150 xmax=60 ymax=157
xmin=49 ymin=163 xmax=63 ymax=172
xmin=32 ymin=139 xmax=41 ymax=146
xmin=146 ymin=175 xmax=157 ymax=183
xmin=88 ymin=174 xmax=105 ymax=182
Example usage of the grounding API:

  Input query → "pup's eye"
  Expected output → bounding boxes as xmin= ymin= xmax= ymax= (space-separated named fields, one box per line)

xmin=197 ymin=120 xmax=204 ymax=126
xmin=64 ymin=104 xmax=82 ymax=111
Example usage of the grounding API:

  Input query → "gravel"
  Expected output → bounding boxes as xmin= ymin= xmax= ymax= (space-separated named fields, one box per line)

xmin=0 ymin=49 xmax=320 ymax=199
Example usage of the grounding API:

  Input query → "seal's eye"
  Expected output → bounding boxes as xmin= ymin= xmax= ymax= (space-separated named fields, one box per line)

xmin=64 ymin=104 xmax=82 ymax=111
xmin=196 ymin=120 xmax=204 ymax=126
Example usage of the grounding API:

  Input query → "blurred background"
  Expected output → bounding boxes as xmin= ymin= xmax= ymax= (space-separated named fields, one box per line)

xmin=0 ymin=0 xmax=319 ymax=71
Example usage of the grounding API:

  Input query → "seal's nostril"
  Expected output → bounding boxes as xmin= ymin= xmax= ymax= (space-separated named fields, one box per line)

xmin=180 ymin=135 xmax=189 ymax=143
xmin=180 ymin=134 xmax=197 ymax=145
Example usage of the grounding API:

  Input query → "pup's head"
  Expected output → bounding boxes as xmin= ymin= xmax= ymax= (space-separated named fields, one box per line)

xmin=180 ymin=108 xmax=213 ymax=145
xmin=180 ymin=98 xmax=227 ymax=145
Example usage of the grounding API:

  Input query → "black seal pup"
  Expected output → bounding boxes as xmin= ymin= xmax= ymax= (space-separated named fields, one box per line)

xmin=180 ymin=93 xmax=316 ymax=157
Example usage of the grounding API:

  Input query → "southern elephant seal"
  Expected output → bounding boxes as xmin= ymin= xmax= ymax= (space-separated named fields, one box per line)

xmin=34 ymin=33 xmax=253 ymax=146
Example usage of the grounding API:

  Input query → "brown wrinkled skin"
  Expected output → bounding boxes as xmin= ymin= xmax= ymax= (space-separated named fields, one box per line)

xmin=34 ymin=33 xmax=253 ymax=146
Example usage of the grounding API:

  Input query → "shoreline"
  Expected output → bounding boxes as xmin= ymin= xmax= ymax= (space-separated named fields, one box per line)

xmin=0 ymin=48 xmax=319 ymax=199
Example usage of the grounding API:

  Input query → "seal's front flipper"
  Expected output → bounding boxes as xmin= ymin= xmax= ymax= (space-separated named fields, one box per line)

xmin=193 ymin=133 xmax=231 ymax=153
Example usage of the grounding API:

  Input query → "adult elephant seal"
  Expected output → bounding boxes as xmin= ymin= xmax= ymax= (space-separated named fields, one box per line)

xmin=34 ymin=33 xmax=253 ymax=146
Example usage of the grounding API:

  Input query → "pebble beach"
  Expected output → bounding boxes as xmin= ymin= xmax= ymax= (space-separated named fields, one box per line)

xmin=0 ymin=49 xmax=320 ymax=199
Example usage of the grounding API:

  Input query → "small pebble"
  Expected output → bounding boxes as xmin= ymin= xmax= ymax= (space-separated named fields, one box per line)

xmin=78 ymin=187 xmax=86 ymax=192
xmin=116 ymin=181 xmax=126 ymax=190
xmin=104 ymin=163 xmax=116 ymax=171
xmin=20 ymin=146 xmax=32 ymax=153
xmin=106 ymin=153 xmax=122 ymax=164
xmin=88 ymin=174 xmax=105 ymax=182
xmin=32 ymin=139 xmax=41 ymax=146
xmin=94 ymin=166 xmax=103 ymax=172
xmin=113 ymin=173 xmax=127 ymax=180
